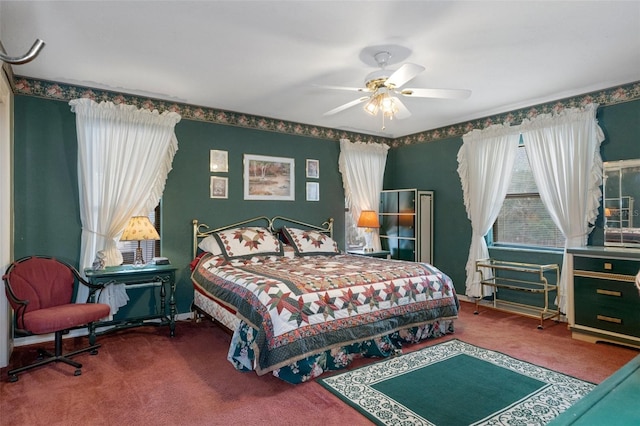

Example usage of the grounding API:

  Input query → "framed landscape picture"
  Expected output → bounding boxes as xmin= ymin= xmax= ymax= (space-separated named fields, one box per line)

xmin=243 ymin=154 xmax=295 ymax=200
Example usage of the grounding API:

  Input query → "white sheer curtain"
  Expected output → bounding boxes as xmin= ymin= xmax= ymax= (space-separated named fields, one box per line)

xmin=457 ymin=124 xmax=520 ymax=298
xmin=520 ymin=103 xmax=604 ymax=313
xmin=70 ymin=99 xmax=181 ymax=313
xmin=338 ymin=139 xmax=389 ymax=251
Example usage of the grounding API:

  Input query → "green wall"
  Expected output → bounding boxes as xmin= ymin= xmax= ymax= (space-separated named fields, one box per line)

xmin=13 ymin=96 xmax=81 ymax=262
xmin=386 ymin=99 xmax=640 ymax=296
xmin=12 ymin=94 xmax=640 ymax=310
xmin=13 ymin=95 xmax=345 ymax=314
xmin=163 ymin=119 xmax=345 ymax=311
xmin=384 ymin=136 xmax=470 ymax=293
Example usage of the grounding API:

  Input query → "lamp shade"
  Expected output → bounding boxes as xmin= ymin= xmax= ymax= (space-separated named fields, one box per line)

xmin=120 ymin=216 xmax=160 ymax=241
xmin=357 ymin=210 xmax=380 ymax=229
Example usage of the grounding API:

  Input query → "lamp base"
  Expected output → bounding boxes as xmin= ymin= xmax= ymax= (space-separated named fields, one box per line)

xmin=362 ymin=229 xmax=375 ymax=253
xmin=133 ymin=246 xmax=145 ymax=267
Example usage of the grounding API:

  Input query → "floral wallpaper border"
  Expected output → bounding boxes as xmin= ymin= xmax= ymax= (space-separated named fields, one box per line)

xmin=392 ymin=81 xmax=640 ymax=148
xmin=12 ymin=76 xmax=640 ymax=147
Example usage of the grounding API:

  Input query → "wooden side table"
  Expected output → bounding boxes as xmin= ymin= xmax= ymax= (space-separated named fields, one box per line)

xmin=85 ymin=264 xmax=178 ymax=341
xmin=347 ymin=249 xmax=391 ymax=259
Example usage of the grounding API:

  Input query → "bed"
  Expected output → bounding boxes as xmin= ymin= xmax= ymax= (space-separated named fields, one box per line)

xmin=190 ymin=216 xmax=459 ymax=384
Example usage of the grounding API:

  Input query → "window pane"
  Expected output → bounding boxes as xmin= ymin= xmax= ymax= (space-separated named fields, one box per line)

xmin=345 ymin=204 xmax=365 ymax=250
xmin=495 ymin=196 xmax=564 ymax=247
xmin=508 ymin=147 xmax=538 ymax=193
xmin=493 ymin=147 xmax=564 ymax=248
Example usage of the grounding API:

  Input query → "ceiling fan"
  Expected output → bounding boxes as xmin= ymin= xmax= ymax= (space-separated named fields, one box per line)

xmin=321 ymin=51 xmax=471 ymax=129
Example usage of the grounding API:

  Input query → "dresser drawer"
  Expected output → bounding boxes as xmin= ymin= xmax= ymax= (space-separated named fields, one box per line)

xmin=574 ymin=276 xmax=640 ymax=337
xmin=573 ymin=255 xmax=639 ymax=276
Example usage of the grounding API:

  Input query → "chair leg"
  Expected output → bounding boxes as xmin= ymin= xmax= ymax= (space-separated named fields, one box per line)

xmin=7 ymin=330 xmax=102 ymax=382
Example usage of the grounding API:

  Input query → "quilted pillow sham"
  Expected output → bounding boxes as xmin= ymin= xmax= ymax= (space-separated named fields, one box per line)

xmin=214 ymin=227 xmax=282 ymax=259
xmin=282 ymin=227 xmax=339 ymax=256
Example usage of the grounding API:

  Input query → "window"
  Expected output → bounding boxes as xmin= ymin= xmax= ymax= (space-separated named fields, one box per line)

xmin=117 ymin=205 xmax=161 ymax=264
xmin=344 ymin=204 xmax=365 ymax=250
xmin=493 ymin=145 xmax=564 ymax=248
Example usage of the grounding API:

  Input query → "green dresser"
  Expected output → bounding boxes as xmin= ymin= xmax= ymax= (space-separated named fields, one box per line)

xmin=567 ymin=247 xmax=640 ymax=348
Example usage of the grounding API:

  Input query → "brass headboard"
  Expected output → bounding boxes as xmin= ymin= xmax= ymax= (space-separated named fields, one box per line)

xmin=192 ymin=216 xmax=334 ymax=258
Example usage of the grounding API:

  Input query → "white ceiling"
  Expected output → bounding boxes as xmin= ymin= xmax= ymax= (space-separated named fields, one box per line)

xmin=1 ymin=1 xmax=639 ymax=138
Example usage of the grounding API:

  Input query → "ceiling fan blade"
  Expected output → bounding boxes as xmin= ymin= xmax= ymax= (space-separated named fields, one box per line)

xmin=323 ymin=97 xmax=370 ymax=116
xmin=391 ymin=97 xmax=411 ymax=120
xmin=400 ymin=87 xmax=472 ymax=99
xmin=312 ymin=84 xmax=372 ymax=93
xmin=384 ymin=63 xmax=425 ymax=89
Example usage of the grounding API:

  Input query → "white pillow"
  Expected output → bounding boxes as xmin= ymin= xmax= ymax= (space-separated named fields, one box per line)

xmin=198 ymin=235 xmax=222 ymax=255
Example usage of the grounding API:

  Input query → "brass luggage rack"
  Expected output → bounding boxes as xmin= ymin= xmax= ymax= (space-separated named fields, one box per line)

xmin=475 ymin=258 xmax=560 ymax=329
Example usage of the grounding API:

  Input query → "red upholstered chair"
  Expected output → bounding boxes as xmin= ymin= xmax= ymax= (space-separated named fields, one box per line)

xmin=3 ymin=256 xmax=111 ymax=382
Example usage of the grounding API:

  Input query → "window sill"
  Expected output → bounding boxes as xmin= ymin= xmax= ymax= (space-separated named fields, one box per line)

xmin=489 ymin=244 xmax=564 ymax=255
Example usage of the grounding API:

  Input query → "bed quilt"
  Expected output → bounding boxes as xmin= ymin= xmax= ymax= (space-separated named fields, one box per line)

xmin=191 ymin=252 xmax=459 ymax=375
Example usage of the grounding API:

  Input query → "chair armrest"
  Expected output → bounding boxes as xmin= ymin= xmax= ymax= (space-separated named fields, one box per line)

xmin=3 ymin=274 xmax=26 ymax=305
xmin=3 ymin=272 xmax=30 ymax=331
xmin=66 ymin=263 xmax=108 ymax=303
xmin=75 ymin=272 xmax=106 ymax=291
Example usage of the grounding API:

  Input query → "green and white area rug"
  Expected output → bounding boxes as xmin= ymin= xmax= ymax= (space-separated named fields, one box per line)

xmin=318 ymin=339 xmax=595 ymax=426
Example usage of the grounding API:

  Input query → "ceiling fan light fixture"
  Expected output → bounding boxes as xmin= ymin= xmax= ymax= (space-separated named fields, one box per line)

xmin=363 ymin=94 xmax=381 ymax=115
xmin=321 ymin=47 xmax=471 ymax=131
xmin=364 ymin=90 xmax=398 ymax=130
xmin=380 ymin=94 xmax=397 ymax=116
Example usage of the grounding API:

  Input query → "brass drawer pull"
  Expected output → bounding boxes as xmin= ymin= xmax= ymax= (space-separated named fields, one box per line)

xmin=596 ymin=289 xmax=622 ymax=297
xmin=596 ymin=315 xmax=622 ymax=324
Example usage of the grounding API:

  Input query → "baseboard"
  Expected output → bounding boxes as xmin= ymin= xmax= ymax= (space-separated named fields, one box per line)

xmin=457 ymin=295 xmax=474 ymax=303
xmin=13 ymin=312 xmax=193 ymax=347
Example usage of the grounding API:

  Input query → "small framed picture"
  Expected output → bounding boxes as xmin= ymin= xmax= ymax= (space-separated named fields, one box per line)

xmin=306 ymin=182 xmax=319 ymax=201
xmin=210 ymin=176 xmax=228 ymax=199
xmin=210 ymin=150 xmax=228 ymax=173
xmin=306 ymin=159 xmax=319 ymax=179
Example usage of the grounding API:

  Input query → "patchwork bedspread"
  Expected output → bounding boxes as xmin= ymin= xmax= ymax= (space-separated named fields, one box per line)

xmin=191 ymin=252 xmax=459 ymax=375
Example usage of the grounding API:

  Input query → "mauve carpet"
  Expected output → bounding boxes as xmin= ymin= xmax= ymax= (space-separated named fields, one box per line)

xmin=1 ymin=301 xmax=637 ymax=426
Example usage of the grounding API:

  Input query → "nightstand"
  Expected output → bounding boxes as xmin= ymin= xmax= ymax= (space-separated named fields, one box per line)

xmin=85 ymin=264 xmax=178 ymax=340
xmin=347 ymin=249 xmax=391 ymax=259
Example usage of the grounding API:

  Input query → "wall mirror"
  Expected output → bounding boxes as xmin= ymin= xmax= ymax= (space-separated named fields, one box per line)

xmin=603 ymin=158 xmax=640 ymax=247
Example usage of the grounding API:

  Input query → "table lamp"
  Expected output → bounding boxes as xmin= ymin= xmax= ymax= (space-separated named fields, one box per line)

xmin=357 ymin=210 xmax=380 ymax=253
xmin=120 ymin=216 xmax=160 ymax=266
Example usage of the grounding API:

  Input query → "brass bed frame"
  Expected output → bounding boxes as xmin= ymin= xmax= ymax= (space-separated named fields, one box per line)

xmin=190 ymin=215 xmax=334 ymax=325
xmin=192 ymin=215 xmax=334 ymax=258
